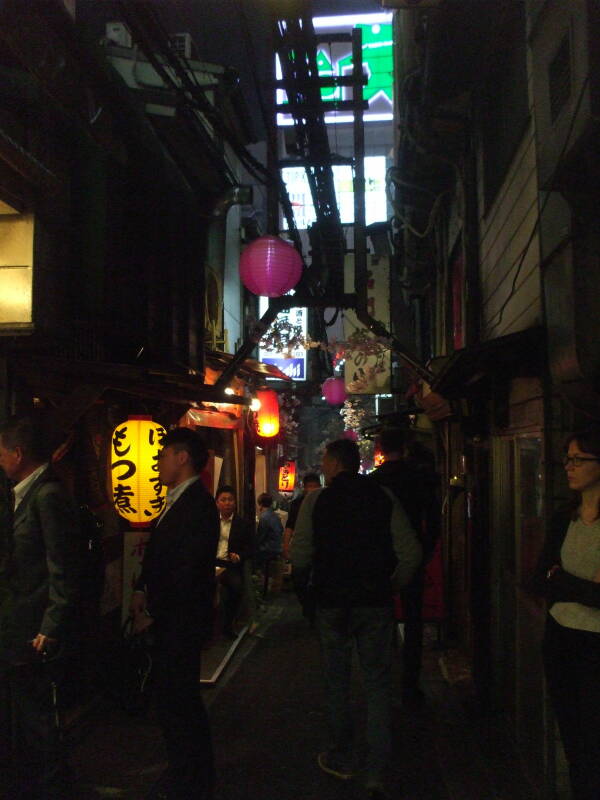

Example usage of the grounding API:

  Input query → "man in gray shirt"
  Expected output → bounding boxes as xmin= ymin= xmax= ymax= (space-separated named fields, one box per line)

xmin=291 ymin=439 xmax=421 ymax=800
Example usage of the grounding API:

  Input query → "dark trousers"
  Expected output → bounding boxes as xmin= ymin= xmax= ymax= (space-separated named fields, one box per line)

xmin=400 ymin=566 xmax=425 ymax=691
xmin=153 ymin=627 xmax=214 ymax=799
xmin=3 ymin=659 xmax=71 ymax=799
xmin=542 ymin=614 xmax=600 ymax=800
xmin=217 ymin=566 xmax=243 ymax=633
xmin=316 ymin=606 xmax=394 ymax=782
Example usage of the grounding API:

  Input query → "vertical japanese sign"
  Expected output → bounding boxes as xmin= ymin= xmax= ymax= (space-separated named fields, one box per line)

xmin=278 ymin=461 xmax=297 ymax=493
xmin=343 ymin=254 xmax=391 ymax=394
xmin=111 ymin=416 xmax=167 ymax=528
xmin=259 ymin=296 xmax=307 ymax=381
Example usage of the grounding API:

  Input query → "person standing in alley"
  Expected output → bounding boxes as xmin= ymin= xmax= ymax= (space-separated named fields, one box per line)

xmin=214 ymin=485 xmax=254 ymax=637
xmin=532 ymin=424 xmax=600 ymax=800
xmin=0 ymin=414 xmax=80 ymax=799
xmin=372 ymin=428 xmax=440 ymax=707
xmin=282 ymin=472 xmax=321 ymax=561
xmin=131 ymin=427 xmax=219 ymax=800
xmin=291 ymin=439 xmax=421 ymax=800
xmin=255 ymin=493 xmax=284 ymax=593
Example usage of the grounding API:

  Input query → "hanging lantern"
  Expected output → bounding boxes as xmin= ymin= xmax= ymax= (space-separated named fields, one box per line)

xmin=278 ymin=461 xmax=297 ymax=493
xmin=255 ymin=388 xmax=280 ymax=438
xmin=342 ymin=429 xmax=358 ymax=442
xmin=322 ymin=376 xmax=347 ymax=406
xmin=374 ymin=450 xmax=385 ymax=467
xmin=110 ymin=416 xmax=167 ymax=528
xmin=239 ymin=235 xmax=302 ymax=297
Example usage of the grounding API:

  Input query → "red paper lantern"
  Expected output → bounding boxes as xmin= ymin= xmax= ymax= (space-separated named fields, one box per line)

xmin=278 ymin=461 xmax=296 ymax=492
xmin=322 ymin=377 xmax=347 ymax=406
xmin=239 ymin=235 xmax=302 ymax=297
xmin=256 ymin=388 xmax=280 ymax=438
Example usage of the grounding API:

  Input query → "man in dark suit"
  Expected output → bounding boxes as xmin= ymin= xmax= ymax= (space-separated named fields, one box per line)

xmin=0 ymin=414 xmax=80 ymax=799
xmin=131 ymin=427 xmax=219 ymax=800
xmin=215 ymin=485 xmax=254 ymax=637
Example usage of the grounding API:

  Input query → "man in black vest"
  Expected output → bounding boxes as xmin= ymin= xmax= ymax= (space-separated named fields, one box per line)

xmin=291 ymin=439 xmax=421 ymax=800
xmin=215 ymin=485 xmax=254 ymax=637
xmin=372 ymin=428 xmax=440 ymax=708
xmin=0 ymin=414 xmax=80 ymax=799
xmin=131 ymin=428 xmax=219 ymax=800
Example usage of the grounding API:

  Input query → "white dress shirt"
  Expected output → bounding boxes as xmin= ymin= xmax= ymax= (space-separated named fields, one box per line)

xmin=13 ymin=463 xmax=49 ymax=511
xmin=217 ymin=516 xmax=233 ymax=560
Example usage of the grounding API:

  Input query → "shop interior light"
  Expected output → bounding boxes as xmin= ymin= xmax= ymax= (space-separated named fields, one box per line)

xmin=224 ymin=387 xmax=235 ymax=395
xmin=250 ymin=397 xmax=262 ymax=412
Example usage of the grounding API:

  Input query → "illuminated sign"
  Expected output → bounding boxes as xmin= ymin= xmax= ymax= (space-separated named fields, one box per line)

xmin=282 ymin=155 xmax=387 ymax=230
xmin=278 ymin=461 xmax=297 ymax=493
xmin=277 ymin=13 xmax=393 ymax=126
xmin=259 ymin=296 xmax=307 ymax=381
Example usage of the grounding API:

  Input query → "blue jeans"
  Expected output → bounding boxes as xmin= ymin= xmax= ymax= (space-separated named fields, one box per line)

xmin=316 ymin=606 xmax=394 ymax=781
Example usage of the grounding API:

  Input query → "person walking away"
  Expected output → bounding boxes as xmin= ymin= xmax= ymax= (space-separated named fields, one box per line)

xmin=214 ymin=485 xmax=254 ymax=637
xmin=372 ymin=428 xmax=440 ymax=707
xmin=0 ymin=414 xmax=80 ymax=799
xmin=255 ymin=493 xmax=283 ymax=594
xmin=131 ymin=428 xmax=219 ymax=800
xmin=282 ymin=473 xmax=321 ymax=560
xmin=291 ymin=439 xmax=421 ymax=800
xmin=531 ymin=424 xmax=600 ymax=800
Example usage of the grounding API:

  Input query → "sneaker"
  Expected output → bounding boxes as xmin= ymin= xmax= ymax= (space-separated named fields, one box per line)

xmin=317 ymin=751 xmax=355 ymax=780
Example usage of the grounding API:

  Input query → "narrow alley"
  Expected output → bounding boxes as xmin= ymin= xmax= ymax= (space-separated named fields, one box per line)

xmin=68 ymin=592 xmax=535 ymax=800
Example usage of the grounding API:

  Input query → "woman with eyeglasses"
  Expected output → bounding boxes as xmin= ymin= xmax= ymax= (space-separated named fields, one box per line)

xmin=532 ymin=424 xmax=600 ymax=800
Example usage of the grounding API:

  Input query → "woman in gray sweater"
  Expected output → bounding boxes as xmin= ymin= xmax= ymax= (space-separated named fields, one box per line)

xmin=533 ymin=424 xmax=600 ymax=800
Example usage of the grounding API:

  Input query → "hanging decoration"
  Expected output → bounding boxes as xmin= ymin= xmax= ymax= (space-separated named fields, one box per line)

xmin=255 ymin=388 xmax=280 ymax=438
xmin=239 ymin=235 xmax=302 ymax=297
xmin=258 ymin=325 xmax=391 ymax=365
xmin=322 ymin=377 xmax=347 ymax=406
xmin=110 ymin=416 xmax=167 ymax=528
xmin=278 ymin=461 xmax=297 ymax=493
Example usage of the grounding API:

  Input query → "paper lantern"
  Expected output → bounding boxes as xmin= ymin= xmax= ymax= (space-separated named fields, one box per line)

xmin=239 ymin=235 xmax=302 ymax=297
xmin=111 ymin=416 xmax=167 ymax=528
xmin=342 ymin=429 xmax=358 ymax=442
xmin=278 ymin=461 xmax=297 ymax=492
xmin=255 ymin=388 xmax=280 ymax=438
xmin=322 ymin=377 xmax=347 ymax=406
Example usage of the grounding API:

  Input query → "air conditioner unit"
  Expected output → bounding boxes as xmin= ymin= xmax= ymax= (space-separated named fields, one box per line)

xmin=171 ymin=32 xmax=193 ymax=60
xmin=530 ymin=0 xmax=600 ymax=189
xmin=105 ymin=21 xmax=133 ymax=49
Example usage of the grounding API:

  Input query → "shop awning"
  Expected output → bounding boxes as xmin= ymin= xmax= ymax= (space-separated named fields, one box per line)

xmin=12 ymin=353 xmax=289 ymax=434
xmin=431 ymin=327 xmax=545 ymax=399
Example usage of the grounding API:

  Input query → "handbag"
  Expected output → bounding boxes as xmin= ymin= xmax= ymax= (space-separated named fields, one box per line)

xmin=104 ymin=617 xmax=153 ymax=715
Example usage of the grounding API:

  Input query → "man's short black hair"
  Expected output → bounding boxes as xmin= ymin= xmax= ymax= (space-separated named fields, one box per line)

xmin=325 ymin=439 xmax=360 ymax=473
xmin=302 ymin=472 xmax=321 ymax=487
xmin=216 ymin=485 xmax=236 ymax=499
xmin=377 ymin=427 xmax=412 ymax=455
xmin=162 ymin=427 xmax=209 ymax=472
xmin=257 ymin=492 xmax=273 ymax=508
xmin=0 ymin=414 xmax=50 ymax=464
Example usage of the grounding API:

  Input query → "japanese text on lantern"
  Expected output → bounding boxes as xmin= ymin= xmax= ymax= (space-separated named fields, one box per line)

xmin=110 ymin=417 xmax=167 ymax=528
xmin=278 ymin=461 xmax=296 ymax=493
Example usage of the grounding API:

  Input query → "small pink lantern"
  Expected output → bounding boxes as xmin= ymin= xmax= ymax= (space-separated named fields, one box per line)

xmin=342 ymin=429 xmax=358 ymax=442
xmin=239 ymin=235 xmax=303 ymax=297
xmin=322 ymin=377 xmax=347 ymax=406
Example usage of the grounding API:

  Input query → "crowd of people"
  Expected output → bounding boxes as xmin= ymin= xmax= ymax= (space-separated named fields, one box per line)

xmin=0 ymin=412 xmax=599 ymax=800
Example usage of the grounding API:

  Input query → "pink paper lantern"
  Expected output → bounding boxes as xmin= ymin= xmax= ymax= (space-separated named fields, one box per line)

xmin=342 ymin=429 xmax=358 ymax=442
xmin=239 ymin=235 xmax=303 ymax=297
xmin=322 ymin=377 xmax=347 ymax=406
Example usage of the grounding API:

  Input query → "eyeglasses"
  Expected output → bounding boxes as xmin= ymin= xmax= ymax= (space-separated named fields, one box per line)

xmin=562 ymin=455 xmax=600 ymax=467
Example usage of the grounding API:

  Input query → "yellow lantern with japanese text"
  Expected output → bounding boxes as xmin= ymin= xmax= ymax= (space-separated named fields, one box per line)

xmin=255 ymin=388 xmax=279 ymax=438
xmin=110 ymin=416 xmax=167 ymax=528
xmin=278 ymin=461 xmax=296 ymax=493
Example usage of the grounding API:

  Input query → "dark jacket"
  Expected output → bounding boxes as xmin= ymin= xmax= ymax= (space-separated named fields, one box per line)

xmin=0 ymin=468 xmax=80 ymax=659
xmin=311 ymin=472 xmax=398 ymax=608
xmin=217 ymin=513 xmax=254 ymax=566
xmin=530 ymin=507 xmax=600 ymax=608
xmin=137 ymin=479 xmax=219 ymax=632
xmin=256 ymin=508 xmax=283 ymax=556
xmin=372 ymin=459 xmax=440 ymax=563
